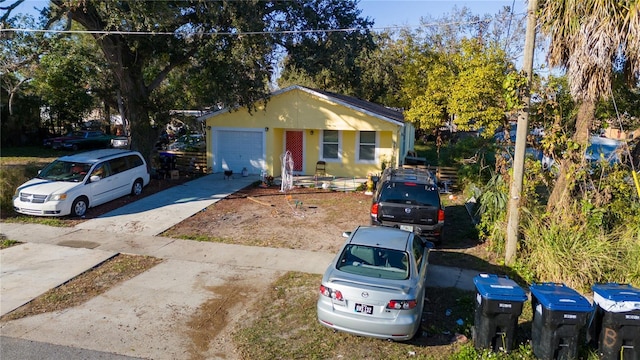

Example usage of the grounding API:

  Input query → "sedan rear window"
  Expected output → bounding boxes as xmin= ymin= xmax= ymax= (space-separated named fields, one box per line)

xmin=337 ymin=245 xmax=409 ymax=280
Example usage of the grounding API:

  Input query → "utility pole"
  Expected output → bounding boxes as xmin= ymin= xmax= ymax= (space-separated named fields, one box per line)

xmin=505 ymin=0 xmax=538 ymax=265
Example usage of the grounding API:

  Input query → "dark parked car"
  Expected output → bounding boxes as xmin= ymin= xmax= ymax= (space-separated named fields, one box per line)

xmin=45 ymin=130 xmax=118 ymax=151
xmin=370 ymin=167 xmax=445 ymax=243
xmin=43 ymin=131 xmax=78 ymax=148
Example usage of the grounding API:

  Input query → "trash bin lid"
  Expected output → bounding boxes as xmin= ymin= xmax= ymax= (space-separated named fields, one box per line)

xmin=530 ymin=283 xmax=593 ymax=312
xmin=473 ymin=274 xmax=527 ymax=302
xmin=592 ymin=283 xmax=640 ymax=313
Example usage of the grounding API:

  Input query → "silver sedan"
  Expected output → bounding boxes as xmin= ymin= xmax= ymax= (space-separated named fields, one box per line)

xmin=317 ymin=226 xmax=432 ymax=341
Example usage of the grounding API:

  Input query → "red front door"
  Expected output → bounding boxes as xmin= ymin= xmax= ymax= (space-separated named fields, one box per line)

xmin=285 ymin=131 xmax=304 ymax=173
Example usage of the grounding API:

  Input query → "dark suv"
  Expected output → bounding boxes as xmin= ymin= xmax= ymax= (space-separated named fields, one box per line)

xmin=370 ymin=167 xmax=445 ymax=243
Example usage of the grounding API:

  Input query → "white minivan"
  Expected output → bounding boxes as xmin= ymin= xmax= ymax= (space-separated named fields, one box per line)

xmin=14 ymin=149 xmax=150 ymax=217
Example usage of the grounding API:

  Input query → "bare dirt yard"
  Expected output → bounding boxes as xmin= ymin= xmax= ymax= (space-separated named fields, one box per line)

xmin=163 ymin=184 xmax=373 ymax=253
xmin=160 ymin=180 xmax=500 ymax=272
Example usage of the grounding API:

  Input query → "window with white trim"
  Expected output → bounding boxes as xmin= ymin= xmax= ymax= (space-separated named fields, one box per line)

xmin=321 ymin=130 xmax=340 ymax=160
xmin=357 ymin=131 xmax=376 ymax=162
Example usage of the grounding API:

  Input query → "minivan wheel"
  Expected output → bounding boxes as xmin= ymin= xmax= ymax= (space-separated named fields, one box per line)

xmin=71 ymin=197 xmax=88 ymax=217
xmin=131 ymin=179 xmax=143 ymax=196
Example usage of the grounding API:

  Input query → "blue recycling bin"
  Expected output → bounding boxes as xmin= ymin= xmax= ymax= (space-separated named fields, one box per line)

xmin=472 ymin=274 xmax=528 ymax=352
xmin=590 ymin=283 xmax=640 ymax=360
xmin=530 ymin=283 xmax=594 ymax=360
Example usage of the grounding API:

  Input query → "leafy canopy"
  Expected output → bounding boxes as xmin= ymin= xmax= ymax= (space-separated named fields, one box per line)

xmin=401 ymin=7 xmax=522 ymax=136
xmin=31 ymin=0 xmax=373 ymax=157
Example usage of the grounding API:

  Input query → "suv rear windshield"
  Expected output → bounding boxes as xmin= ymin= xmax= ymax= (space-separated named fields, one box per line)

xmin=378 ymin=182 xmax=439 ymax=206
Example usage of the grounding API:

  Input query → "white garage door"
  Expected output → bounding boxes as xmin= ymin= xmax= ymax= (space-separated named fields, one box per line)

xmin=214 ymin=129 xmax=265 ymax=174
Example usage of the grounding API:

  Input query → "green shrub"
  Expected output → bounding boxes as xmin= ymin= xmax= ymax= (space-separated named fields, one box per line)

xmin=0 ymin=163 xmax=42 ymax=215
xmin=584 ymin=163 xmax=640 ymax=231
xmin=520 ymin=208 xmax=640 ymax=291
xmin=414 ymin=137 xmax=497 ymax=169
xmin=614 ymin=222 xmax=640 ymax=287
xmin=475 ymin=173 xmax=509 ymax=252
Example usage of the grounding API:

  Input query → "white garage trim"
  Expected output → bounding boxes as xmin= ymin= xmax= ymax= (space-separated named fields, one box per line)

xmin=211 ymin=127 xmax=266 ymax=174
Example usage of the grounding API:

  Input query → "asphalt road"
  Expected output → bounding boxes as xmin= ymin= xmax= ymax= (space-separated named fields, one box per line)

xmin=1 ymin=336 xmax=145 ymax=360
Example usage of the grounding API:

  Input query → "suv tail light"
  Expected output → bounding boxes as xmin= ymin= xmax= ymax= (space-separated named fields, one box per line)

xmin=438 ymin=208 xmax=445 ymax=222
xmin=370 ymin=203 xmax=379 ymax=216
xmin=387 ymin=299 xmax=417 ymax=310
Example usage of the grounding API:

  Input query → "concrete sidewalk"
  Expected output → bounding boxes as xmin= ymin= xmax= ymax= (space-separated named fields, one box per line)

xmin=0 ymin=243 xmax=116 ymax=317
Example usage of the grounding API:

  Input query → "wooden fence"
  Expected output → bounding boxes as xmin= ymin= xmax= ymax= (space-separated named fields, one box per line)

xmin=435 ymin=166 xmax=459 ymax=192
xmin=155 ymin=151 xmax=208 ymax=178
xmin=401 ymin=163 xmax=459 ymax=192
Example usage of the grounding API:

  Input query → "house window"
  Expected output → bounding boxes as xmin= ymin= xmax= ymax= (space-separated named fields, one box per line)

xmin=321 ymin=130 xmax=340 ymax=160
xmin=357 ymin=131 xmax=376 ymax=163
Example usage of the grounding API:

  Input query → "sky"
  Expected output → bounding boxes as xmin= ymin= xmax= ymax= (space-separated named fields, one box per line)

xmin=358 ymin=0 xmax=527 ymax=29
xmin=12 ymin=0 xmax=527 ymax=27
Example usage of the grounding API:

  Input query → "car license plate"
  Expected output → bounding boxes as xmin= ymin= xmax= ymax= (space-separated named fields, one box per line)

xmin=355 ymin=303 xmax=373 ymax=315
xmin=400 ymin=225 xmax=413 ymax=232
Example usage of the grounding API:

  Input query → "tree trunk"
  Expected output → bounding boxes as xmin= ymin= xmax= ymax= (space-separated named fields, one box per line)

xmin=631 ymin=138 xmax=640 ymax=169
xmin=119 ymin=75 xmax=156 ymax=166
xmin=90 ymin=34 xmax=156 ymax=165
xmin=547 ymin=100 xmax=595 ymax=211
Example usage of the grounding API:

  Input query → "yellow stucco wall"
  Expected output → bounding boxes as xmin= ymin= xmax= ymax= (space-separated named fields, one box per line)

xmin=204 ymin=87 xmax=404 ymax=177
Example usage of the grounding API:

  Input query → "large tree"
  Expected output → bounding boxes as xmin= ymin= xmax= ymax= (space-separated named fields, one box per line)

xmin=277 ymin=0 xmax=374 ymax=95
xmin=353 ymin=31 xmax=407 ymax=108
xmin=538 ymin=0 xmax=640 ymax=209
xmin=20 ymin=0 xmax=373 ymax=161
xmin=32 ymin=33 xmax=101 ymax=132
xmin=278 ymin=30 xmax=404 ymax=108
xmin=0 ymin=9 xmax=64 ymax=145
xmin=401 ymin=7 xmax=521 ymax=137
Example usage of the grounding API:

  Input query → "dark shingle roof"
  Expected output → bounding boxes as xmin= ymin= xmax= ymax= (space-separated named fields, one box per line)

xmin=302 ymin=86 xmax=405 ymax=124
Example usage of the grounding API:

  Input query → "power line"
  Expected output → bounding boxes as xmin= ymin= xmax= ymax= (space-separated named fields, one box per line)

xmin=1 ymin=19 xmax=493 ymax=36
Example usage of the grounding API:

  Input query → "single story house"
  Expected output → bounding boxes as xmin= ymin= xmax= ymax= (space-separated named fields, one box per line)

xmin=197 ymin=85 xmax=416 ymax=178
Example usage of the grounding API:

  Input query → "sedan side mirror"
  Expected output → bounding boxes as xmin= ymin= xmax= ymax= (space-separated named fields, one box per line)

xmin=342 ymin=231 xmax=352 ymax=238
